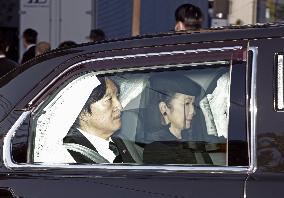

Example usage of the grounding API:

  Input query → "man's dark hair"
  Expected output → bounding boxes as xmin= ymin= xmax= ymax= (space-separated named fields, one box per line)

xmin=73 ymin=77 xmax=106 ymax=128
xmin=74 ymin=77 xmax=119 ymax=128
xmin=23 ymin=28 xmax=38 ymax=44
xmin=82 ymin=77 xmax=107 ymax=114
xmin=89 ymin=29 xmax=105 ymax=42
xmin=175 ymin=3 xmax=203 ymax=30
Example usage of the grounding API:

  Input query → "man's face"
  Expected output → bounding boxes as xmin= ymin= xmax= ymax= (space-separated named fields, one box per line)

xmin=81 ymin=78 xmax=122 ymax=139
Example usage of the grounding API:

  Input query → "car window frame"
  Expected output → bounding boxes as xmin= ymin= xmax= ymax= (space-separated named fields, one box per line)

xmin=3 ymin=44 xmax=256 ymax=174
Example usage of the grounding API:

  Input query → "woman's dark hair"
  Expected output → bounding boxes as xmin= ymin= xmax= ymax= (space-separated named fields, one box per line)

xmin=150 ymin=73 xmax=201 ymax=125
xmin=158 ymin=90 xmax=178 ymax=109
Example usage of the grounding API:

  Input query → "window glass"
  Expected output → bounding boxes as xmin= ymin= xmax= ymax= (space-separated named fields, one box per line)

xmin=25 ymin=60 xmax=247 ymax=166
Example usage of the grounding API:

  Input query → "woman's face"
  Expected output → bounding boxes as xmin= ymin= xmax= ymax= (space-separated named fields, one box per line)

xmin=166 ymin=93 xmax=195 ymax=132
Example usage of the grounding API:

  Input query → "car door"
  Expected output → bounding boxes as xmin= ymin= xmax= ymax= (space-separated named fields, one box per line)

xmin=245 ymin=37 xmax=284 ymax=198
xmin=1 ymin=40 xmax=250 ymax=198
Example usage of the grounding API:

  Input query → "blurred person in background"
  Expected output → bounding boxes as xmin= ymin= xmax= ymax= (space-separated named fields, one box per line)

xmin=87 ymin=29 xmax=106 ymax=42
xmin=35 ymin=41 xmax=51 ymax=56
xmin=175 ymin=3 xmax=203 ymax=31
xmin=0 ymin=38 xmax=18 ymax=78
xmin=58 ymin=40 xmax=77 ymax=49
xmin=21 ymin=28 xmax=38 ymax=64
xmin=6 ymin=32 xmax=19 ymax=63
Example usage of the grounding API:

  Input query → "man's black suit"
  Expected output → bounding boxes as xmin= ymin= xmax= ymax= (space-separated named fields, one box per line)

xmin=21 ymin=45 xmax=36 ymax=64
xmin=63 ymin=128 xmax=135 ymax=163
xmin=0 ymin=57 xmax=18 ymax=78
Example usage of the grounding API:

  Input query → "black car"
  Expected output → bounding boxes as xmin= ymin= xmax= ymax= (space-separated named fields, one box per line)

xmin=0 ymin=23 xmax=284 ymax=198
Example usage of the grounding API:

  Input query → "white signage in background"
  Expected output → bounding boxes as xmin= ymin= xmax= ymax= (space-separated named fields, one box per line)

xmin=20 ymin=0 xmax=51 ymax=60
xmin=277 ymin=54 xmax=284 ymax=110
xmin=20 ymin=0 xmax=92 ymax=54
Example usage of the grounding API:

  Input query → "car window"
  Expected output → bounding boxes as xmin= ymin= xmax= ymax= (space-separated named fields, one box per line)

xmin=18 ymin=58 xmax=248 ymax=167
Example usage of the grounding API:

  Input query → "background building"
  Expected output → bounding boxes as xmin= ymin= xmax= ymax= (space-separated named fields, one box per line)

xmin=2 ymin=0 xmax=208 ymax=60
xmin=211 ymin=0 xmax=284 ymax=26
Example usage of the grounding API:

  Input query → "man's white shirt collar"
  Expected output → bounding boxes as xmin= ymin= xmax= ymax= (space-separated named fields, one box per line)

xmin=78 ymin=128 xmax=116 ymax=163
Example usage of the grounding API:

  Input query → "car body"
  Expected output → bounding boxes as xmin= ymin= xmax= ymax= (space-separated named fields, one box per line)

xmin=0 ymin=23 xmax=284 ymax=198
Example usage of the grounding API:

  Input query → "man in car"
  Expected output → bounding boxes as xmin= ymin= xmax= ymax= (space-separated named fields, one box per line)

xmin=63 ymin=77 xmax=135 ymax=163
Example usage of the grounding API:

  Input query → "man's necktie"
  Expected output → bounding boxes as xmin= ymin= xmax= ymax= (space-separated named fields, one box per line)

xmin=109 ymin=141 xmax=123 ymax=163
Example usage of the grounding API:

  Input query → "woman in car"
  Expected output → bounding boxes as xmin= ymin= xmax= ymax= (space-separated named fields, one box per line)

xmin=141 ymin=73 xmax=212 ymax=164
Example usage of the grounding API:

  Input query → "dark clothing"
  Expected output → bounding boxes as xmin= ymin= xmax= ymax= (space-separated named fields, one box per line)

xmin=143 ymin=140 xmax=198 ymax=164
xmin=21 ymin=46 xmax=36 ymax=64
xmin=147 ymin=125 xmax=191 ymax=141
xmin=143 ymin=126 xmax=213 ymax=164
xmin=0 ymin=57 xmax=18 ymax=78
xmin=63 ymin=128 xmax=135 ymax=164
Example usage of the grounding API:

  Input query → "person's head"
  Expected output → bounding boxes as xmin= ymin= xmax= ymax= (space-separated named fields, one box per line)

xmin=35 ymin=41 xmax=51 ymax=56
xmin=149 ymin=74 xmax=202 ymax=136
xmin=23 ymin=28 xmax=38 ymax=48
xmin=78 ymin=77 xmax=122 ymax=140
xmin=58 ymin=40 xmax=77 ymax=49
xmin=175 ymin=4 xmax=203 ymax=31
xmin=88 ymin=29 xmax=105 ymax=42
